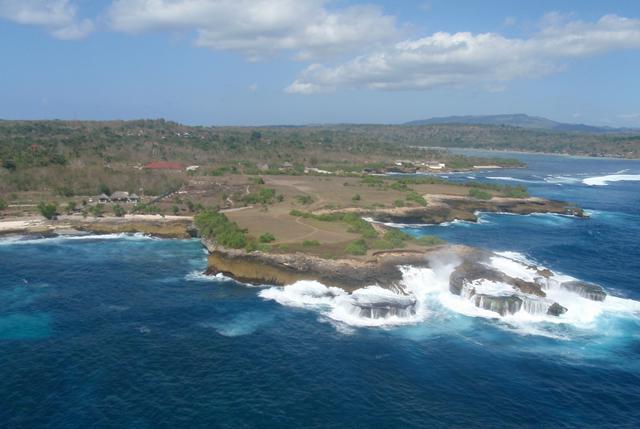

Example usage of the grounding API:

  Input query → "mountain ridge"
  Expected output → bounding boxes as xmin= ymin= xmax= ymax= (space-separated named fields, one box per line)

xmin=404 ymin=114 xmax=636 ymax=133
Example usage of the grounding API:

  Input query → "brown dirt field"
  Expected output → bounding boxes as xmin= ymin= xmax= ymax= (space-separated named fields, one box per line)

xmin=223 ymin=174 xmax=474 ymax=250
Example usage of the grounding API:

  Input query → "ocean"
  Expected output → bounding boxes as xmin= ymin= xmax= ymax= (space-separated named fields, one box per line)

xmin=1 ymin=152 xmax=640 ymax=428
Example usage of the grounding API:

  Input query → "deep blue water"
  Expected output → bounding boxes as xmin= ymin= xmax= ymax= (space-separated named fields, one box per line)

xmin=1 ymin=153 xmax=640 ymax=428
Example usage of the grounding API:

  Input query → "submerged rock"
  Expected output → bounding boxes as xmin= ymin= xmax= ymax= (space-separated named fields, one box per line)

xmin=449 ymin=260 xmax=545 ymax=297
xmin=547 ymin=302 xmax=568 ymax=316
xmin=560 ymin=281 xmax=606 ymax=301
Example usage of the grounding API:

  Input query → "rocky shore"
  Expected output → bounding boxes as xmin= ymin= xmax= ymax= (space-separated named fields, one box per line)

xmin=361 ymin=195 xmax=585 ymax=225
xmin=0 ymin=215 xmax=195 ymax=239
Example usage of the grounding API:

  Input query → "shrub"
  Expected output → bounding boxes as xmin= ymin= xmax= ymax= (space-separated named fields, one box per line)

xmin=2 ymin=159 xmax=16 ymax=172
xmin=171 ymin=205 xmax=180 ymax=215
xmin=296 ymin=195 xmax=313 ymax=205
xmin=352 ymin=194 xmax=361 ymax=202
xmin=0 ymin=198 xmax=8 ymax=211
xmin=342 ymin=213 xmax=378 ymax=239
xmin=361 ymin=176 xmax=384 ymax=187
xmin=98 ymin=184 xmax=111 ymax=196
xmin=345 ymin=239 xmax=368 ymax=255
xmin=394 ymin=199 xmax=405 ymax=207
xmin=256 ymin=243 xmax=271 ymax=252
xmin=383 ymin=229 xmax=411 ymax=247
xmin=132 ymin=203 xmax=162 ymax=215
xmin=90 ymin=204 xmax=104 ymax=218
xmin=37 ymin=202 xmax=58 ymax=220
xmin=389 ymin=182 xmax=409 ymax=191
xmin=501 ymin=186 xmax=528 ymax=198
xmin=406 ymin=192 xmax=427 ymax=207
xmin=302 ymin=239 xmax=320 ymax=247
xmin=113 ymin=204 xmax=126 ymax=217
xmin=415 ymin=235 xmax=445 ymax=246
xmin=468 ymin=188 xmax=492 ymax=200
xmin=195 ymin=209 xmax=247 ymax=249
xmin=245 ymin=188 xmax=277 ymax=205
xmin=65 ymin=201 xmax=77 ymax=213
xmin=259 ymin=232 xmax=276 ymax=243
xmin=250 ymin=177 xmax=265 ymax=184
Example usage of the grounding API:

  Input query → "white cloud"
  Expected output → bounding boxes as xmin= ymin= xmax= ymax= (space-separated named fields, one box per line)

xmin=248 ymin=83 xmax=258 ymax=92
xmin=287 ymin=14 xmax=640 ymax=94
xmin=0 ymin=0 xmax=93 ymax=39
xmin=108 ymin=0 xmax=400 ymax=60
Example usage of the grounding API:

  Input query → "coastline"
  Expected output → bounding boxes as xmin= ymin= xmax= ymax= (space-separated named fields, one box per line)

xmin=0 ymin=214 xmax=195 ymax=239
xmin=437 ymin=146 xmax=640 ymax=161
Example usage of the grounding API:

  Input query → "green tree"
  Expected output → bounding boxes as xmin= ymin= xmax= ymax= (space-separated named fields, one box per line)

xmin=468 ymin=188 xmax=492 ymax=200
xmin=90 ymin=204 xmax=105 ymax=218
xmin=98 ymin=184 xmax=111 ymax=196
xmin=113 ymin=204 xmax=126 ymax=217
xmin=345 ymin=239 xmax=368 ymax=256
xmin=259 ymin=232 xmax=276 ymax=243
xmin=37 ymin=202 xmax=58 ymax=220
xmin=0 ymin=198 xmax=7 ymax=211
xmin=2 ymin=159 xmax=16 ymax=172
xmin=65 ymin=201 xmax=77 ymax=213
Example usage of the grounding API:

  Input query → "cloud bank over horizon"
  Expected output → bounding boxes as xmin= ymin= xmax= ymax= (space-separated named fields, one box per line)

xmin=287 ymin=14 xmax=640 ymax=93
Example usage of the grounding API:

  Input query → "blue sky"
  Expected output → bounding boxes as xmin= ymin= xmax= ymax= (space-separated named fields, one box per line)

xmin=1 ymin=0 xmax=639 ymax=126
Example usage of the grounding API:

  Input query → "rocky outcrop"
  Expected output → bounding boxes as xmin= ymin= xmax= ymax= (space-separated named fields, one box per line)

xmin=352 ymin=294 xmax=417 ymax=319
xmin=559 ymin=281 xmax=607 ymax=301
xmin=203 ymin=239 xmax=605 ymax=320
xmin=204 ymin=240 xmax=456 ymax=291
xmin=473 ymin=294 xmax=523 ymax=316
xmin=447 ymin=257 xmax=578 ymax=317
xmin=449 ymin=259 xmax=546 ymax=298
xmin=365 ymin=197 xmax=586 ymax=225
xmin=547 ymin=302 xmax=568 ymax=316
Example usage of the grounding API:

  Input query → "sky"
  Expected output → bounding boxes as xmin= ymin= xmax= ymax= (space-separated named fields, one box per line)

xmin=1 ymin=0 xmax=640 ymax=127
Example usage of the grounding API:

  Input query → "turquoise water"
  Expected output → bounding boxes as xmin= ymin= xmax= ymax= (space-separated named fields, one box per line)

xmin=1 ymin=153 xmax=640 ymax=427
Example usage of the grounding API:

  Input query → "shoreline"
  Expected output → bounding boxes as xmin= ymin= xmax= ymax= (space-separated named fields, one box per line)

xmin=435 ymin=146 xmax=640 ymax=161
xmin=0 ymin=214 xmax=195 ymax=239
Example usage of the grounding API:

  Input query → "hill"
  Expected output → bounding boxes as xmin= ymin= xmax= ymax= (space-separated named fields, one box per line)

xmin=404 ymin=114 xmax=634 ymax=134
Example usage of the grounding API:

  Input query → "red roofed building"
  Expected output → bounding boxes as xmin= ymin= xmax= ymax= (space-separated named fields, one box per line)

xmin=143 ymin=161 xmax=185 ymax=170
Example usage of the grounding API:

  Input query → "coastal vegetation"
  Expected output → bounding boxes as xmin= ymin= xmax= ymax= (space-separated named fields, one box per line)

xmin=37 ymin=202 xmax=57 ymax=220
xmin=195 ymin=209 xmax=247 ymax=249
xmin=468 ymin=188 xmax=493 ymax=200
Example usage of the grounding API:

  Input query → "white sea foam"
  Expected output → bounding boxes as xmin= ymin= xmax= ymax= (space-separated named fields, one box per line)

xmin=259 ymin=249 xmax=640 ymax=336
xmin=0 ymin=232 xmax=155 ymax=246
xmin=185 ymin=270 xmax=228 ymax=282
xmin=486 ymin=176 xmax=537 ymax=183
xmin=583 ymin=174 xmax=640 ymax=186
xmin=544 ymin=176 xmax=581 ymax=185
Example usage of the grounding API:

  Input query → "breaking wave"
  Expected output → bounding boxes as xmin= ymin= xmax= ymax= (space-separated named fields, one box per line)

xmin=486 ymin=176 xmax=538 ymax=183
xmin=582 ymin=174 xmax=640 ymax=186
xmin=0 ymin=232 xmax=156 ymax=246
xmin=185 ymin=270 xmax=233 ymax=282
xmin=259 ymin=252 xmax=640 ymax=336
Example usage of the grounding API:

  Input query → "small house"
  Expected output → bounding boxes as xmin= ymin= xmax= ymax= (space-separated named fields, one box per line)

xmin=98 ymin=193 xmax=111 ymax=203
xmin=110 ymin=191 xmax=130 ymax=202
xmin=129 ymin=194 xmax=140 ymax=203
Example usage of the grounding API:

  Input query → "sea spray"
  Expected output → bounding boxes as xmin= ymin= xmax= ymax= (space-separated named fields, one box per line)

xmin=260 ymin=251 xmax=640 ymax=335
